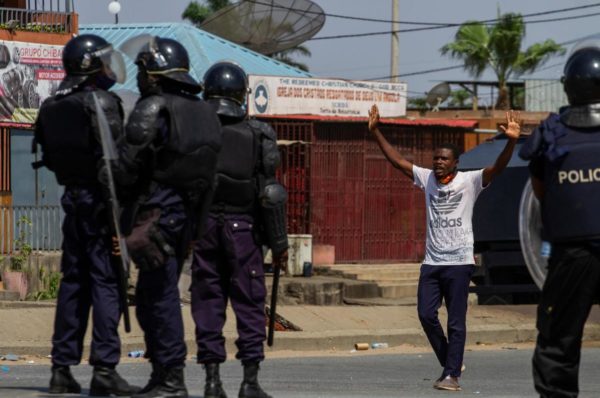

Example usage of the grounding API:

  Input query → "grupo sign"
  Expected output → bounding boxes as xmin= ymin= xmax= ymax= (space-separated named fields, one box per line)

xmin=248 ymin=75 xmax=407 ymax=118
xmin=0 ymin=40 xmax=64 ymax=126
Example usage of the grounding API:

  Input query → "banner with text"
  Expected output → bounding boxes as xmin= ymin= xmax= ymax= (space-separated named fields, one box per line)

xmin=0 ymin=40 xmax=64 ymax=126
xmin=248 ymin=75 xmax=407 ymax=118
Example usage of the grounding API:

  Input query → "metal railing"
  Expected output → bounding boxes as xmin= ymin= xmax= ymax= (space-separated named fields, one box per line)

xmin=0 ymin=4 xmax=73 ymax=34
xmin=0 ymin=205 xmax=62 ymax=254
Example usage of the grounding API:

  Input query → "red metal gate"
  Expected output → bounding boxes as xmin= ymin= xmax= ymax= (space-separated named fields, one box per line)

xmin=266 ymin=117 xmax=466 ymax=263
xmin=264 ymin=119 xmax=312 ymax=234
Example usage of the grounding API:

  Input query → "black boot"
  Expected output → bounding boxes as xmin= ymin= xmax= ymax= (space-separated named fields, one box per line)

xmin=133 ymin=365 xmax=188 ymax=398
xmin=89 ymin=366 xmax=141 ymax=396
xmin=204 ymin=363 xmax=227 ymax=398
xmin=238 ymin=363 xmax=271 ymax=398
xmin=49 ymin=365 xmax=82 ymax=394
xmin=138 ymin=362 xmax=165 ymax=395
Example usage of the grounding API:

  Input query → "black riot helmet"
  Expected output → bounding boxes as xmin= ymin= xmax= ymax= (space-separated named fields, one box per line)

xmin=59 ymin=34 xmax=126 ymax=93
xmin=202 ymin=61 xmax=249 ymax=119
xmin=562 ymin=43 xmax=600 ymax=106
xmin=120 ymin=35 xmax=202 ymax=94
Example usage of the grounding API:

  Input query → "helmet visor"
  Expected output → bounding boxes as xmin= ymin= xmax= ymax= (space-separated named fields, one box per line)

xmin=119 ymin=34 xmax=168 ymax=69
xmin=100 ymin=49 xmax=126 ymax=84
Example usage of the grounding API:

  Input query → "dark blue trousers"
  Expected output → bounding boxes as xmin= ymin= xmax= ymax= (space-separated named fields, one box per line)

xmin=533 ymin=245 xmax=600 ymax=398
xmin=191 ymin=214 xmax=266 ymax=364
xmin=134 ymin=187 xmax=188 ymax=367
xmin=417 ymin=264 xmax=474 ymax=378
xmin=52 ymin=187 xmax=122 ymax=367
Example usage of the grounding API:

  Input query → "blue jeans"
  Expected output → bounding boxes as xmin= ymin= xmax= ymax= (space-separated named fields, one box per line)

xmin=417 ymin=264 xmax=474 ymax=378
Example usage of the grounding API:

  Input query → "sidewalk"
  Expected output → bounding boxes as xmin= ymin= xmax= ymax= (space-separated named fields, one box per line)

xmin=1 ymin=300 xmax=600 ymax=358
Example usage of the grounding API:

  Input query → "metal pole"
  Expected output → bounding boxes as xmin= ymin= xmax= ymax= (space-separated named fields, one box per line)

xmin=390 ymin=0 xmax=400 ymax=83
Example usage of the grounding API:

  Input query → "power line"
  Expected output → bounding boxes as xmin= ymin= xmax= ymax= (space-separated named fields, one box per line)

xmin=366 ymin=65 xmax=464 ymax=81
xmin=245 ymin=0 xmax=600 ymax=27
xmin=360 ymin=33 xmax=591 ymax=81
xmin=310 ymin=8 xmax=600 ymax=41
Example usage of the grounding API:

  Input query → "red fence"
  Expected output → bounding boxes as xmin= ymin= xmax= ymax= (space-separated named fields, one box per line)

xmin=268 ymin=119 xmax=312 ymax=235
xmin=264 ymin=117 xmax=467 ymax=263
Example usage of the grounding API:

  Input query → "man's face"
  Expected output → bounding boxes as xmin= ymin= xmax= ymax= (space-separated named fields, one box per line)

xmin=432 ymin=148 xmax=458 ymax=180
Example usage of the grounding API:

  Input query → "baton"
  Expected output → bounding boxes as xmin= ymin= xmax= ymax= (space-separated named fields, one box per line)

xmin=92 ymin=92 xmax=131 ymax=333
xmin=267 ymin=263 xmax=281 ymax=347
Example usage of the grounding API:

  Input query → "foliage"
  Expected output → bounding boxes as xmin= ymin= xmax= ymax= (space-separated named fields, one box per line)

xmin=0 ymin=23 xmax=67 ymax=34
xmin=449 ymin=89 xmax=472 ymax=108
xmin=408 ymin=96 xmax=428 ymax=109
xmin=271 ymin=45 xmax=311 ymax=71
xmin=408 ymin=96 xmax=429 ymax=115
xmin=182 ymin=0 xmax=311 ymax=71
xmin=182 ymin=0 xmax=233 ymax=25
xmin=440 ymin=12 xmax=565 ymax=109
xmin=8 ymin=216 xmax=32 ymax=272
xmin=27 ymin=267 xmax=61 ymax=301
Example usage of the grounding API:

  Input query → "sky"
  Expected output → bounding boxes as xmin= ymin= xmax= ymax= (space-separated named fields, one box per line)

xmin=74 ymin=0 xmax=600 ymax=101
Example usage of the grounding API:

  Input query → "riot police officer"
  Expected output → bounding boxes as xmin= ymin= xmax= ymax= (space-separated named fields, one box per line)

xmin=33 ymin=34 xmax=139 ymax=395
xmin=116 ymin=36 xmax=221 ymax=398
xmin=520 ymin=41 xmax=600 ymax=397
xmin=190 ymin=62 xmax=289 ymax=398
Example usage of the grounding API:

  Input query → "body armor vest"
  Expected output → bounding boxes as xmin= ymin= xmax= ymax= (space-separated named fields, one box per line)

xmin=152 ymin=93 xmax=221 ymax=194
xmin=541 ymin=116 xmax=600 ymax=242
xmin=35 ymin=90 xmax=109 ymax=185
xmin=211 ymin=120 xmax=260 ymax=213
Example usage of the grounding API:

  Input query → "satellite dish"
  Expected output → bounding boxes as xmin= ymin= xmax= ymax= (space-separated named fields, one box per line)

xmin=200 ymin=0 xmax=326 ymax=56
xmin=425 ymin=82 xmax=450 ymax=112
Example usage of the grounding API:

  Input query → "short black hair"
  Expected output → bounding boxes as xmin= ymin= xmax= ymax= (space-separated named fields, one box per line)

xmin=436 ymin=143 xmax=461 ymax=160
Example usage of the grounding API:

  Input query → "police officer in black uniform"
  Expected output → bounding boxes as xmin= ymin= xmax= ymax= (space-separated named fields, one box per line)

xmin=116 ymin=36 xmax=221 ymax=398
xmin=189 ymin=62 xmax=288 ymax=398
xmin=33 ymin=34 xmax=139 ymax=396
xmin=520 ymin=41 xmax=600 ymax=397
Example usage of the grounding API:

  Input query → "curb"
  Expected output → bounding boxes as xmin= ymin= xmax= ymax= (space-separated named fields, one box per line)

xmin=3 ymin=324 xmax=600 ymax=358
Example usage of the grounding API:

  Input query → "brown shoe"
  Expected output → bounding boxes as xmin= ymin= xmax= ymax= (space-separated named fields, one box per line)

xmin=434 ymin=375 xmax=461 ymax=391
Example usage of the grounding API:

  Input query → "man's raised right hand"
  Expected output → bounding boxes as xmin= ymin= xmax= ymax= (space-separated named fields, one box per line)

xmin=368 ymin=104 xmax=380 ymax=133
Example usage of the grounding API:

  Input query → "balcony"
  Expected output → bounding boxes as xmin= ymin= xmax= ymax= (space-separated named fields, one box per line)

xmin=0 ymin=0 xmax=75 ymax=35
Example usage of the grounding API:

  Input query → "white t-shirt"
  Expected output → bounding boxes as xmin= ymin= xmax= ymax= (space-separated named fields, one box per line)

xmin=413 ymin=165 xmax=487 ymax=266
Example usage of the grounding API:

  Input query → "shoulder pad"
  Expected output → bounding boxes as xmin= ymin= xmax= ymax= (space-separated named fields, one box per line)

xmin=83 ymin=90 xmax=124 ymax=118
xmin=248 ymin=119 xmax=277 ymax=141
xmin=126 ymin=95 xmax=167 ymax=145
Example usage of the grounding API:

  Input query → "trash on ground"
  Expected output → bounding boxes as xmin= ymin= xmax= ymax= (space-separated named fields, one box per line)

xmin=27 ymin=360 xmax=35 ymax=364
xmin=1 ymin=366 xmax=9 ymax=373
xmin=354 ymin=343 xmax=369 ymax=351
xmin=128 ymin=350 xmax=145 ymax=358
xmin=371 ymin=342 xmax=389 ymax=349
xmin=1 ymin=354 xmax=19 ymax=361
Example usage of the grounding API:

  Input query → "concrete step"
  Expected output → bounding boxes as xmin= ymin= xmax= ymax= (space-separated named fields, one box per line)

xmin=0 ymin=290 xmax=20 ymax=301
xmin=378 ymin=282 xmax=419 ymax=299
xmin=314 ymin=264 xmax=421 ymax=300
xmin=356 ymin=276 xmax=420 ymax=283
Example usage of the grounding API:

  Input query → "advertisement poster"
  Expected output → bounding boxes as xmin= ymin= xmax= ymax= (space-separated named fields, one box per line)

xmin=248 ymin=75 xmax=407 ymax=118
xmin=0 ymin=40 xmax=64 ymax=126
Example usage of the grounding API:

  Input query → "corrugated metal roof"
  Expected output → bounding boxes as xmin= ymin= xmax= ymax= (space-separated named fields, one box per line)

xmin=258 ymin=114 xmax=477 ymax=128
xmin=80 ymin=23 xmax=312 ymax=92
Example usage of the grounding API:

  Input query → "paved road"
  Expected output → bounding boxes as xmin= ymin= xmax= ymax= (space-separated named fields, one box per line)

xmin=2 ymin=348 xmax=600 ymax=397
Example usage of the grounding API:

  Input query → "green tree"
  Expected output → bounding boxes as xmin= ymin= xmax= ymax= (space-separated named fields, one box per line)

xmin=449 ymin=89 xmax=471 ymax=108
xmin=182 ymin=0 xmax=311 ymax=71
xmin=182 ymin=0 xmax=232 ymax=25
xmin=441 ymin=13 xmax=564 ymax=109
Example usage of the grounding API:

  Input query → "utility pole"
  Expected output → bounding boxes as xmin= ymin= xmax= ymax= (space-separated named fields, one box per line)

xmin=390 ymin=0 xmax=400 ymax=83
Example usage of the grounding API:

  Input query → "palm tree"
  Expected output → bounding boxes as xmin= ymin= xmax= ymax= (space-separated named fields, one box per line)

xmin=182 ymin=0 xmax=312 ymax=72
xmin=449 ymin=89 xmax=471 ymax=108
xmin=441 ymin=13 xmax=565 ymax=109
xmin=182 ymin=0 xmax=232 ymax=25
xmin=271 ymin=45 xmax=311 ymax=72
